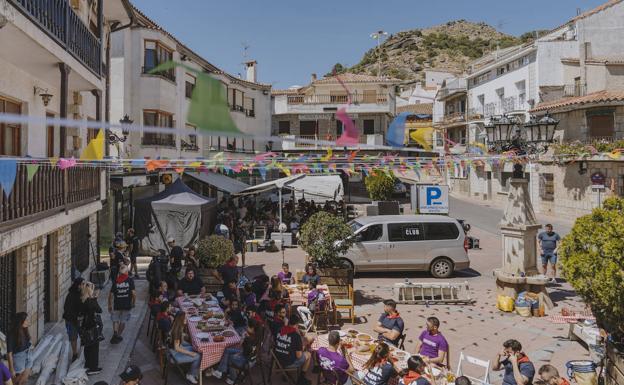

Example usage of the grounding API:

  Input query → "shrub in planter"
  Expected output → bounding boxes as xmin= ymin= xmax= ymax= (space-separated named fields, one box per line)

xmin=197 ymin=235 xmax=234 ymax=269
xmin=559 ymin=196 xmax=624 ymax=341
xmin=298 ymin=212 xmax=355 ymax=268
xmin=364 ymin=170 xmax=395 ymax=201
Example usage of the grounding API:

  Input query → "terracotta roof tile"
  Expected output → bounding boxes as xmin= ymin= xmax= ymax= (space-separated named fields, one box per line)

xmin=397 ymin=103 xmax=434 ymax=115
xmin=531 ymin=90 xmax=624 ymax=112
xmin=313 ymin=73 xmax=399 ymax=84
xmin=271 ymin=88 xmax=306 ymax=95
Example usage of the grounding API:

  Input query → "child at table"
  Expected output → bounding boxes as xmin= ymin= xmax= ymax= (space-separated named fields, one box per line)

xmin=360 ymin=342 xmax=401 ymax=385
xmin=169 ymin=312 xmax=202 ymax=384
xmin=226 ymin=298 xmax=247 ymax=336
xmin=213 ymin=318 xmax=260 ymax=383
xmin=156 ymin=301 xmax=174 ymax=334
xmin=399 ymin=356 xmax=431 ymax=385
xmin=277 ymin=263 xmax=294 ymax=285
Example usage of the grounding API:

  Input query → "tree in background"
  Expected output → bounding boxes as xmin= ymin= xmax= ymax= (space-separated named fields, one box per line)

xmin=197 ymin=235 xmax=234 ymax=269
xmin=325 ymin=63 xmax=347 ymax=77
xmin=364 ymin=171 xmax=395 ymax=201
xmin=298 ymin=212 xmax=354 ymax=268
xmin=559 ymin=196 xmax=624 ymax=341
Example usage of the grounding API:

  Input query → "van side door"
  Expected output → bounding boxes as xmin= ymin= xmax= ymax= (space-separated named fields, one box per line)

xmin=386 ymin=222 xmax=428 ymax=270
xmin=350 ymin=224 xmax=387 ymax=271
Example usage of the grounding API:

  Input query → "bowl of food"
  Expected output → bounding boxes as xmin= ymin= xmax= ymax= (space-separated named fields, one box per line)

xmin=357 ymin=334 xmax=372 ymax=342
xmin=357 ymin=343 xmax=371 ymax=353
xmin=213 ymin=335 xmax=225 ymax=342
xmin=222 ymin=330 xmax=236 ymax=337
xmin=347 ymin=329 xmax=359 ymax=338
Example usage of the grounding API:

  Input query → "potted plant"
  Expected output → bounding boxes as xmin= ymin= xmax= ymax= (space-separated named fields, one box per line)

xmin=298 ymin=212 xmax=355 ymax=282
xmin=196 ymin=235 xmax=235 ymax=288
xmin=559 ymin=196 xmax=624 ymax=382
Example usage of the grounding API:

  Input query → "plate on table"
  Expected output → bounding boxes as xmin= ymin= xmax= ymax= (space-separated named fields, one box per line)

xmin=196 ymin=332 xmax=211 ymax=339
xmin=338 ymin=330 xmax=347 ymax=337
xmin=188 ymin=316 xmax=202 ymax=322
xmin=357 ymin=333 xmax=372 ymax=342
xmin=222 ymin=330 xmax=236 ymax=337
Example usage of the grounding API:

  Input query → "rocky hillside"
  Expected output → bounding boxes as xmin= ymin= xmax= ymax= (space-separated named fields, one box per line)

xmin=340 ymin=20 xmax=535 ymax=81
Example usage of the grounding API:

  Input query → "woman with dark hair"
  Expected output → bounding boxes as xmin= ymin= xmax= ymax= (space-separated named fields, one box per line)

xmin=400 ymin=356 xmax=431 ymax=385
xmin=301 ymin=263 xmax=320 ymax=286
xmin=169 ymin=312 xmax=201 ymax=384
xmin=81 ymin=281 xmax=103 ymax=375
xmin=63 ymin=277 xmax=85 ymax=360
xmin=361 ymin=342 xmax=400 ymax=385
xmin=6 ymin=313 xmax=31 ymax=385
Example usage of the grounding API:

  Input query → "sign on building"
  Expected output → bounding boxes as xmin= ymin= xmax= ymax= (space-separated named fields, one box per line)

xmin=418 ymin=185 xmax=449 ymax=214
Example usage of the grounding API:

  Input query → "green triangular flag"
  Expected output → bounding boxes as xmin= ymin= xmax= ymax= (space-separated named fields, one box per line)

xmin=151 ymin=61 xmax=241 ymax=134
xmin=26 ymin=164 xmax=39 ymax=182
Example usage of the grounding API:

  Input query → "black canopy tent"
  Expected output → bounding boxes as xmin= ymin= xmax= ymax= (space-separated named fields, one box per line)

xmin=134 ymin=179 xmax=216 ymax=254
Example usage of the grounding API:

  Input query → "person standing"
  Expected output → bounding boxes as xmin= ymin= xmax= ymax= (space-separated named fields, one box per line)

xmin=110 ymin=240 xmax=128 ymax=283
xmin=373 ymin=300 xmax=404 ymax=346
xmin=63 ymin=277 xmax=85 ymax=361
xmin=80 ymin=282 xmax=102 ymax=375
xmin=108 ymin=264 xmax=136 ymax=344
xmin=215 ymin=256 xmax=239 ymax=292
xmin=413 ymin=317 xmax=449 ymax=366
xmin=538 ymin=224 xmax=561 ymax=282
xmin=6 ymin=313 xmax=31 ymax=385
xmin=493 ymin=339 xmax=535 ymax=385
xmin=167 ymin=238 xmax=184 ymax=280
xmin=126 ymin=229 xmax=140 ymax=279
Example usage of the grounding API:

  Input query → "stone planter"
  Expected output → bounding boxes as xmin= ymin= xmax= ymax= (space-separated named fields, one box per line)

xmin=607 ymin=341 xmax=624 ymax=385
xmin=318 ymin=267 xmax=353 ymax=298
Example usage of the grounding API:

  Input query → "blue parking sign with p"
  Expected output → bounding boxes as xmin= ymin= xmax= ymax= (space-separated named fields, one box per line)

xmin=419 ymin=185 xmax=449 ymax=214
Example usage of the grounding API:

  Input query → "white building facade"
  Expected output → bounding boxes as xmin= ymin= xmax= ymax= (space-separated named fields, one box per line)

xmin=0 ymin=0 xmax=131 ymax=340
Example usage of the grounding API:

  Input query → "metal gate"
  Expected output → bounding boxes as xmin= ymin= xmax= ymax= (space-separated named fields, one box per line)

xmin=0 ymin=251 xmax=17 ymax=335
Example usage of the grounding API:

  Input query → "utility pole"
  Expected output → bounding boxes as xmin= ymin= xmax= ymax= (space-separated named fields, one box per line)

xmin=370 ymin=30 xmax=388 ymax=78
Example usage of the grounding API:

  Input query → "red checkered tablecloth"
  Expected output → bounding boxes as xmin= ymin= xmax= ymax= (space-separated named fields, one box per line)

xmin=547 ymin=315 xmax=596 ymax=324
xmin=187 ymin=319 xmax=241 ymax=370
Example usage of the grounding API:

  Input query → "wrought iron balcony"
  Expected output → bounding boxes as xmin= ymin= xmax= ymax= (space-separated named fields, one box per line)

xmin=0 ymin=163 xmax=101 ymax=229
xmin=8 ymin=0 xmax=102 ymax=76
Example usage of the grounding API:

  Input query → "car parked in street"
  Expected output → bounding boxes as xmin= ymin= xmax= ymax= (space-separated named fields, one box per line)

xmin=343 ymin=215 xmax=470 ymax=278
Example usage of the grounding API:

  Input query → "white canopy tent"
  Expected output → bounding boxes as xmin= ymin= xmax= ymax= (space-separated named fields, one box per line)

xmin=233 ymin=174 xmax=344 ymax=224
xmin=186 ymin=171 xmax=250 ymax=194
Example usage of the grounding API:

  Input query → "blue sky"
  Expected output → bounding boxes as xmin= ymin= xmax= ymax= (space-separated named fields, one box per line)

xmin=131 ymin=0 xmax=607 ymax=88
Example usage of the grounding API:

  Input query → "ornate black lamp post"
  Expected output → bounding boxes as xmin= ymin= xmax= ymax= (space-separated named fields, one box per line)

xmin=485 ymin=112 xmax=559 ymax=155
xmin=108 ymin=114 xmax=132 ymax=144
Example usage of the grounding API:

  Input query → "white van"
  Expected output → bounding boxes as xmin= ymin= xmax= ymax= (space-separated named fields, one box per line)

xmin=341 ymin=215 xmax=470 ymax=278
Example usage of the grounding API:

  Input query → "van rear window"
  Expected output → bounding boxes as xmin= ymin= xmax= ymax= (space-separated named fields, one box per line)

xmin=423 ymin=222 xmax=460 ymax=240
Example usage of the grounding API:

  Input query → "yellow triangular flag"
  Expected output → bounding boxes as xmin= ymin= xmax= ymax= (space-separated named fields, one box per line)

xmin=81 ymin=129 xmax=105 ymax=160
xmin=409 ymin=127 xmax=433 ymax=151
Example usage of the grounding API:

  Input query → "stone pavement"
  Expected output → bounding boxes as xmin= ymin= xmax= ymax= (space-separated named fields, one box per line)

xmin=133 ymin=203 xmax=590 ymax=385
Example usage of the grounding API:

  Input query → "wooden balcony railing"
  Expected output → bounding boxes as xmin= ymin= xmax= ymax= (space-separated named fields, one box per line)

xmin=287 ymin=93 xmax=389 ymax=105
xmin=8 ymin=0 xmax=102 ymax=76
xmin=0 ymin=164 xmax=101 ymax=229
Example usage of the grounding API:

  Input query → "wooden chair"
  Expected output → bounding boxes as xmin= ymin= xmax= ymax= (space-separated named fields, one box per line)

xmin=333 ymin=285 xmax=355 ymax=324
xmin=229 ymin=339 xmax=265 ymax=385
xmin=269 ymin=350 xmax=301 ymax=385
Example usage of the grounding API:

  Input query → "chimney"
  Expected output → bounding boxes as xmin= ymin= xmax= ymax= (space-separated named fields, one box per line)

xmin=311 ymin=73 xmax=317 ymax=82
xmin=245 ymin=60 xmax=257 ymax=83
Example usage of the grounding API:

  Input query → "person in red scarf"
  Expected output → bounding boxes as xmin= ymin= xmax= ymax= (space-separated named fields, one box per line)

xmin=155 ymin=301 xmax=173 ymax=333
xmin=107 ymin=264 xmax=136 ymax=344
xmin=273 ymin=312 xmax=311 ymax=384
xmin=538 ymin=365 xmax=570 ymax=385
xmin=493 ymin=339 xmax=535 ymax=385
xmin=373 ymin=300 xmax=404 ymax=346
xmin=400 ymin=356 xmax=431 ymax=385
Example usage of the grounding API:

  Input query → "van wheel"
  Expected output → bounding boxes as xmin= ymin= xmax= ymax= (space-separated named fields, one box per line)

xmin=338 ymin=258 xmax=355 ymax=277
xmin=430 ymin=258 xmax=453 ymax=278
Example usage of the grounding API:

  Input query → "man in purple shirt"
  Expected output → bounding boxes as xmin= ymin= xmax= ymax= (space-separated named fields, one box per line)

xmin=277 ymin=263 xmax=294 ymax=285
xmin=414 ymin=317 xmax=449 ymax=366
xmin=317 ymin=331 xmax=353 ymax=385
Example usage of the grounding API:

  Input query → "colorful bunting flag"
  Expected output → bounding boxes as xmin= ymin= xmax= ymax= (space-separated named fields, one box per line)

xmin=80 ymin=129 xmax=105 ymax=160
xmin=0 ymin=160 xmax=17 ymax=196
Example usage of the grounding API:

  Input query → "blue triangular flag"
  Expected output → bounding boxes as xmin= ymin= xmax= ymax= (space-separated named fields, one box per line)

xmin=0 ymin=160 xmax=17 ymax=197
xmin=386 ymin=112 xmax=411 ymax=147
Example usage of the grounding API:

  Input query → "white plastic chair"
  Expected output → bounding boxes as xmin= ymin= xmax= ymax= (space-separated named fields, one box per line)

xmin=455 ymin=351 xmax=491 ymax=385
xmin=297 ymin=306 xmax=313 ymax=333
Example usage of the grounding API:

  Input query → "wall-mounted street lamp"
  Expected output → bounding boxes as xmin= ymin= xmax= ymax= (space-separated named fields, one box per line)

xmin=485 ymin=112 xmax=559 ymax=154
xmin=34 ymin=86 xmax=53 ymax=106
xmin=108 ymin=114 xmax=132 ymax=143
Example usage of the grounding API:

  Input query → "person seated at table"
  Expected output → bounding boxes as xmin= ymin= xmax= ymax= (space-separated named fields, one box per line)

xmin=269 ymin=304 xmax=287 ymax=336
xmin=414 ymin=317 xmax=448 ymax=366
xmin=399 ymin=356 xmax=431 ymax=385
xmin=260 ymin=289 xmax=281 ymax=321
xmin=301 ymin=263 xmax=320 ymax=286
xmin=307 ymin=282 xmax=326 ymax=312
xmin=455 ymin=376 xmax=472 ymax=385
xmin=537 ymin=365 xmax=569 ymax=385
xmin=213 ymin=318 xmax=261 ymax=383
xmin=317 ymin=330 xmax=354 ymax=385
xmin=242 ymin=283 xmax=256 ymax=308
xmin=156 ymin=301 xmax=174 ymax=333
xmin=156 ymin=281 xmax=173 ymax=303
xmin=361 ymin=342 xmax=400 ymax=385
xmin=251 ymin=275 xmax=270 ymax=302
xmin=269 ymin=276 xmax=290 ymax=301
xmin=176 ymin=268 xmax=205 ymax=297
xmin=373 ymin=300 xmax=404 ymax=346
xmin=222 ymin=279 xmax=240 ymax=303
xmin=214 ymin=256 xmax=240 ymax=293
xmin=245 ymin=304 xmax=264 ymax=327
xmin=226 ymin=298 xmax=247 ymax=336
xmin=278 ymin=263 xmax=294 ymax=285
xmin=169 ymin=312 xmax=202 ymax=384
xmin=274 ymin=312 xmax=311 ymax=384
